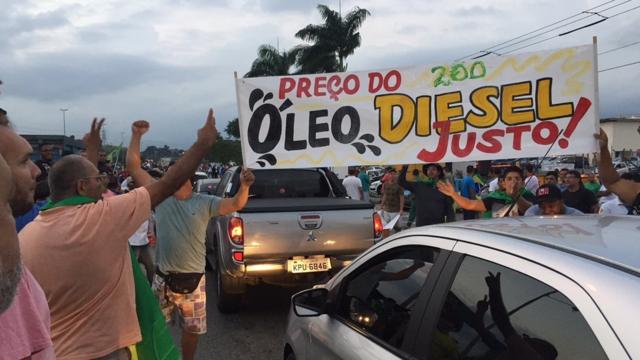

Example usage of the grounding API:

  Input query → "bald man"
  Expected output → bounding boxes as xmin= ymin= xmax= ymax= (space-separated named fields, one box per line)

xmin=20 ymin=110 xmax=218 ymax=359
xmin=0 ymin=114 xmax=54 ymax=359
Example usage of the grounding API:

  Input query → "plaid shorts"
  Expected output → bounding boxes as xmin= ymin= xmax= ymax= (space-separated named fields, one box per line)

xmin=152 ymin=273 xmax=207 ymax=334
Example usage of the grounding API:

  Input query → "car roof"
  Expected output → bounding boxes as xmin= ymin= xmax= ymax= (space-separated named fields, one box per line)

xmin=411 ymin=215 xmax=640 ymax=276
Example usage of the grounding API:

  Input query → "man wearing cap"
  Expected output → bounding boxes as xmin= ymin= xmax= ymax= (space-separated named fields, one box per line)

xmin=524 ymin=184 xmax=583 ymax=216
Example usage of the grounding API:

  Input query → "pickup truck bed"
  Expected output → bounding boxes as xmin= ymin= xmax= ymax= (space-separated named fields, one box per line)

xmin=206 ymin=167 xmax=380 ymax=313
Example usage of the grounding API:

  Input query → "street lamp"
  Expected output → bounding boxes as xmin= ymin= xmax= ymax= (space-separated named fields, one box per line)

xmin=60 ymin=108 xmax=68 ymax=137
xmin=60 ymin=108 xmax=68 ymax=152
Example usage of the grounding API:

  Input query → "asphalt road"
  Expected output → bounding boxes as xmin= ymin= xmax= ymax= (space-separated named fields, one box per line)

xmin=169 ymin=270 xmax=305 ymax=360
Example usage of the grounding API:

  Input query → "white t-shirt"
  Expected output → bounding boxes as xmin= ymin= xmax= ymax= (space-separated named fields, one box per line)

xmin=488 ymin=178 xmax=499 ymax=192
xmin=599 ymin=197 xmax=629 ymax=215
xmin=598 ymin=185 xmax=617 ymax=204
xmin=525 ymin=175 xmax=540 ymax=193
xmin=342 ymin=176 xmax=363 ymax=200
xmin=128 ymin=220 xmax=149 ymax=246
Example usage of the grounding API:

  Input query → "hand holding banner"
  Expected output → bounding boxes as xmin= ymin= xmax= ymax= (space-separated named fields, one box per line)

xmin=236 ymin=44 xmax=598 ymax=168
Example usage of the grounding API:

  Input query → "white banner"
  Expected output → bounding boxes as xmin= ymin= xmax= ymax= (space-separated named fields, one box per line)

xmin=235 ymin=44 xmax=598 ymax=168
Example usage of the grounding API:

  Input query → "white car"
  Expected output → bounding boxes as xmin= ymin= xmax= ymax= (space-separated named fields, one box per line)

xmin=369 ymin=180 xmax=382 ymax=195
xmin=284 ymin=216 xmax=640 ymax=359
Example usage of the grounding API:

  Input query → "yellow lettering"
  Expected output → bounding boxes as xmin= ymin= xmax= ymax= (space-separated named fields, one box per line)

xmin=466 ymin=86 xmax=499 ymax=128
xmin=415 ymin=96 xmax=431 ymax=137
xmin=375 ymin=94 xmax=415 ymax=144
xmin=536 ymin=78 xmax=574 ymax=120
xmin=435 ymin=91 xmax=465 ymax=134
xmin=501 ymin=81 xmax=535 ymax=125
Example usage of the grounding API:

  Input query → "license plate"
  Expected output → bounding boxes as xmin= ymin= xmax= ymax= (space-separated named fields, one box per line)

xmin=287 ymin=258 xmax=332 ymax=273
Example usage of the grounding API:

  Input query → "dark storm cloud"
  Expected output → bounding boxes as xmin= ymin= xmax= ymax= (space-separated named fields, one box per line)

xmin=0 ymin=7 xmax=70 ymax=49
xmin=2 ymin=52 xmax=207 ymax=101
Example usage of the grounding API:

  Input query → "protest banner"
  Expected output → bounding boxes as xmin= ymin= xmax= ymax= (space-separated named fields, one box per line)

xmin=235 ymin=43 xmax=598 ymax=169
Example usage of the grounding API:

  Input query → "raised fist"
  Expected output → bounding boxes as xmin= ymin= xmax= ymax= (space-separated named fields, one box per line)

xmin=132 ymin=120 xmax=150 ymax=136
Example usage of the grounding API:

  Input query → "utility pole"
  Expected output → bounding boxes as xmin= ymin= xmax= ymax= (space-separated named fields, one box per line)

xmin=60 ymin=108 xmax=68 ymax=151
xmin=60 ymin=108 xmax=68 ymax=137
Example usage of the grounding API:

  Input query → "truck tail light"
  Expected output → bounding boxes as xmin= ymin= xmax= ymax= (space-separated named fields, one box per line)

xmin=232 ymin=250 xmax=244 ymax=262
xmin=373 ymin=212 xmax=383 ymax=239
xmin=228 ymin=217 xmax=244 ymax=245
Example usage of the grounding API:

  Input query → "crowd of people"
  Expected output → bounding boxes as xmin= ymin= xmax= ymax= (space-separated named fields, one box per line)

xmin=1 ymin=100 xmax=639 ymax=360
xmin=0 ymin=109 xmax=254 ymax=360
xmin=344 ymin=132 xmax=640 ymax=239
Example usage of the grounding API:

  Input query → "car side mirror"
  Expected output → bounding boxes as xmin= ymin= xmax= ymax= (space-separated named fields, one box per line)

xmin=292 ymin=288 xmax=329 ymax=317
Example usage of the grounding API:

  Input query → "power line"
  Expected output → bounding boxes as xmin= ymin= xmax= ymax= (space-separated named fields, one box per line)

xmin=493 ymin=0 xmax=633 ymax=53
xmin=456 ymin=0 xmax=635 ymax=61
xmin=456 ymin=0 xmax=627 ymax=60
xmin=494 ymin=1 xmax=640 ymax=56
xmin=599 ymin=59 xmax=640 ymax=72
xmin=599 ymin=40 xmax=640 ymax=55
xmin=607 ymin=3 xmax=640 ymax=17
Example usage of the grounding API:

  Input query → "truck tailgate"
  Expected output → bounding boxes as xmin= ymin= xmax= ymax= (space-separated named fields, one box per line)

xmin=241 ymin=201 xmax=375 ymax=259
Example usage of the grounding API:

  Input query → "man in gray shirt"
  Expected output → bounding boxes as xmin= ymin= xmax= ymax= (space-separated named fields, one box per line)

xmin=127 ymin=117 xmax=254 ymax=360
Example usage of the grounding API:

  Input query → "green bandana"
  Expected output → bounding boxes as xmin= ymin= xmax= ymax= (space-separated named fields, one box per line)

xmin=40 ymin=196 xmax=98 ymax=211
xmin=486 ymin=188 xmax=533 ymax=204
xmin=416 ymin=177 xmax=437 ymax=187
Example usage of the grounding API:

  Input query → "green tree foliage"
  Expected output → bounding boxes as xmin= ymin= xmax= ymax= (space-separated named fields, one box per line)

xmin=295 ymin=4 xmax=370 ymax=73
xmin=208 ymin=139 xmax=243 ymax=165
xmin=245 ymin=45 xmax=301 ymax=77
xmin=225 ymin=118 xmax=240 ymax=139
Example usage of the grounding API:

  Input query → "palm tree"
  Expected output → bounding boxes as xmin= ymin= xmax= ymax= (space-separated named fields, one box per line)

xmin=244 ymin=45 xmax=300 ymax=78
xmin=295 ymin=4 xmax=370 ymax=73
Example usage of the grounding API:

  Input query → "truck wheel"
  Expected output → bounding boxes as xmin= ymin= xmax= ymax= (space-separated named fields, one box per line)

xmin=215 ymin=255 xmax=243 ymax=313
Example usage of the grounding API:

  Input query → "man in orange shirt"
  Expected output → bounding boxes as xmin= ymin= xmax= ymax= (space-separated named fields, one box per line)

xmin=20 ymin=109 xmax=218 ymax=359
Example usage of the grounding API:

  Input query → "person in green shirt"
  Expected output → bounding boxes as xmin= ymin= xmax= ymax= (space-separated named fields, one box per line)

xmin=358 ymin=166 xmax=371 ymax=202
xmin=584 ymin=172 xmax=601 ymax=194
xmin=438 ymin=166 xmax=534 ymax=218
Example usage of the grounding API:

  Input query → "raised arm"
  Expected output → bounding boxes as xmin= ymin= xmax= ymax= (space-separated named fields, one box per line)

xmin=144 ymin=109 xmax=218 ymax=208
xmin=437 ymin=180 xmax=487 ymax=212
xmin=595 ymin=129 xmax=640 ymax=205
xmin=218 ymin=167 xmax=255 ymax=215
xmin=398 ymin=165 xmax=414 ymax=192
xmin=126 ymin=120 xmax=154 ymax=187
xmin=83 ymin=118 xmax=105 ymax=167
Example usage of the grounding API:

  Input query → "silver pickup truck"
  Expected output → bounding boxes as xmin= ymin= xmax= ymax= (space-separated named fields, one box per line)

xmin=206 ymin=167 xmax=381 ymax=312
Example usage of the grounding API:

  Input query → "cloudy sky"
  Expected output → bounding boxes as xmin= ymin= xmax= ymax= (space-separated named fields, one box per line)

xmin=1 ymin=0 xmax=639 ymax=148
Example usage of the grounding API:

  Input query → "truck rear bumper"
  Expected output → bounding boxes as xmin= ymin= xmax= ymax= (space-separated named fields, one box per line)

xmin=225 ymin=255 xmax=357 ymax=284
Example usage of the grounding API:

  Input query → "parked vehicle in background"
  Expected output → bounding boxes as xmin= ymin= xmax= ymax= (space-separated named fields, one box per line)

xmin=370 ymin=179 xmax=383 ymax=195
xmin=207 ymin=167 xmax=380 ymax=313
xmin=194 ymin=178 xmax=221 ymax=195
xmin=194 ymin=171 xmax=209 ymax=181
xmin=285 ymin=216 xmax=639 ymax=359
xmin=613 ymin=161 xmax=640 ymax=175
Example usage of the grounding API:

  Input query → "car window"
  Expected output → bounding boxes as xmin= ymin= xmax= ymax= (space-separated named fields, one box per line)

xmin=249 ymin=169 xmax=331 ymax=198
xmin=428 ymin=256 xmax=607 ymax=360
xmin=337 ymin=246 xmax=439 ymax=352
xmin=216 ymin=171 xmax=233 ymax=197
